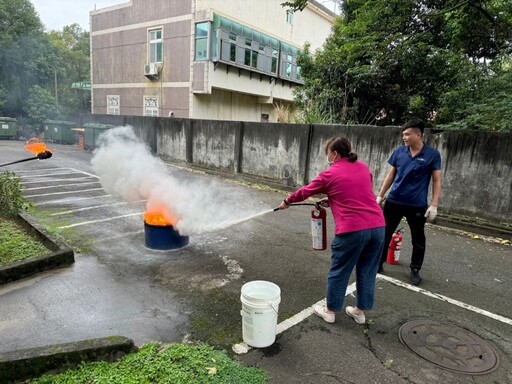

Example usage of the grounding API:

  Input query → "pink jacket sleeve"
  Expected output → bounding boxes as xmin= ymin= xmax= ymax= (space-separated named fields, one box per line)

xmin=286 ymin=173 xmax=327 ymax=204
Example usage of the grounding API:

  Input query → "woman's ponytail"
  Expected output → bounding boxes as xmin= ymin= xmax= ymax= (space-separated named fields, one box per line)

xmin=325 ymin=137 xmax=357 ymax=162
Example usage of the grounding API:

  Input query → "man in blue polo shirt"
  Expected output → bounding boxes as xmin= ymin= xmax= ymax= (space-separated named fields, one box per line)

xmin=376 ymin=118 xmax=442 ymax=285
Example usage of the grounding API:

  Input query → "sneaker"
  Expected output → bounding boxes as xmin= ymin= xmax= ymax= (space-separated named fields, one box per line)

xmin=410 ymin=269 xmax=422 ymax=285
xmin=345 ymin=306 xmax=365 ymax=324
xmin=314 ymin=305 xmax=335 ymax=323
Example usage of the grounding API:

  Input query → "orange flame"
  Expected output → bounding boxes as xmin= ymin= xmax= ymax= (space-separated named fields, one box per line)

xmin=25 ymin=138 xmax=51 ymax=156
xmin=144 ymin=205 xmax=177 ymax=226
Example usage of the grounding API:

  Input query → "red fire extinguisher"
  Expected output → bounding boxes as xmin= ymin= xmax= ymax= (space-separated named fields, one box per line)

xmin=311 ymin=204 xmax=327 ymax=251
xmin=386 ymin=227 xmax=404 ymax=265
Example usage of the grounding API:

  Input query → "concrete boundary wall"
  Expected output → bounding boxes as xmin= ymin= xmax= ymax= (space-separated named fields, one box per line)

xmin=84 ymin=115 xmax=512 ymax=224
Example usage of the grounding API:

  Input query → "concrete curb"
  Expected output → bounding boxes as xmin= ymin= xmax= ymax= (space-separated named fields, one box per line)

xmin=435 ymin=214 xmax=512 ymax=240
xmin=0 ymin=212 xmax=74 ymax=285
xmin=0 ymin=336 xmax=136 ymax=382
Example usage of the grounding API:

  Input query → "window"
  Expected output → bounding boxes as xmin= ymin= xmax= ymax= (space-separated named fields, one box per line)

xmin=195 ymin=22 xmax=210 ymax=61
xmin=280 ymin=43 xmax=303 ymax=83
xmin=286 ymin=10 xmax=294 ymax=26
xmin=148 ymin=29 xmax=163 ymax=63
xmin=144 ymin=96 xmax=159 ymax=116
xmin=107 ymin=95 xmax=120 ymax=115
xmin=214 ymin=15 xmax=280 ymax=77
xmin=212 ymin=14 xmax=303 ymax=83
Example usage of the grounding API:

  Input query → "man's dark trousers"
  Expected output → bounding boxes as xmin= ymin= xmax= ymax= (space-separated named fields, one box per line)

xmin=380 ymin=201 xmax=427 ymax=271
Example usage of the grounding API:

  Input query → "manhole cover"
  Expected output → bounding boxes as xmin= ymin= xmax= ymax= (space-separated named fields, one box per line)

xmin=398 ymin=319 xmax=499 ymax=375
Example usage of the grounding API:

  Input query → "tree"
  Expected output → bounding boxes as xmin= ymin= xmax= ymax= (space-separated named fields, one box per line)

xmin=288 ymin=0 xmax=512 ymax=128
xmin=0 ymin=0 xmax=57 ymax=118
xmin=437 ymin=61 xmax=512 ymax=131
xmin=0 ymin=0 xmax=43 ymax=42
xmin=48 ymin=24 xmax=91 ymax=114
xmin=281 ymin=0 xmax=309 ymax=12
xmin=24 ymin=85 xmax=61 ymax=130
xmin=0 ymin=2 xmax=90 ymax=120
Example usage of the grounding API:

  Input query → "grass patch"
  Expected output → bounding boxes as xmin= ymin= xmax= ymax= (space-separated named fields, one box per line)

xmin=30 ymin=342 xmax=267 ymax=384
xmin=189 ymin=288 xmax=243 ymax=348
xmin=26 ymin=208 xmax=93 ymax=254
xmin=0 ymin=216 xmax=50 ymax=266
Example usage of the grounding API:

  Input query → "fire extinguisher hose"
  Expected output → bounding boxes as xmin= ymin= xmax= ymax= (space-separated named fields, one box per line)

xmin=272 ymin=202 xmax=318 ymax=211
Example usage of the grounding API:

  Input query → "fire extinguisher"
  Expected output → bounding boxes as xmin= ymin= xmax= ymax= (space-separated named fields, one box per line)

xmin=311 ymin=204 xmax=327 ymax=251
xmin=386 ymin=227 xmax=404 ymax=265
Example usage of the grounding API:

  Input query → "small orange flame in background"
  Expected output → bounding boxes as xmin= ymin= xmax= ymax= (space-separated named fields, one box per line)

xmin=144 ymin=205 xmax=178 ymax=226
xmin=25 ymin=138 xmax=51 ymax=156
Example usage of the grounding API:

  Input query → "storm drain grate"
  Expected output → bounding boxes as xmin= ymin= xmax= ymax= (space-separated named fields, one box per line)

xmin=398 ymin=319 xmax=499 ymax=375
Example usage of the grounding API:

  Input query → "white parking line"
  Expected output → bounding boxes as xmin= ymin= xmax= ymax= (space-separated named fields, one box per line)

xmin=377 ymin=274 xmax=512 ymax=326
xmin=58 ymin=212 xmax=143 ymax=229
xmin=34 ymin=194 xmax=113 ymax=206
xmin=18 ymin=171 xmax=82 ymax=178
xmin=232 ymin=283 xmax=358 ymax=354
xmin=50 ymin=200 xmax=146 ymax=216
xmin=277 ymin=282 xmax=358 ymax=335
xmin=68 ymin=168 xmax=98 ymax=178
xmin=232 ymin=274 xmax=512 ymax=355
xmin=24 ymin=188 xmax=105 ymax=198
xmin=23 ymin=176 xmax=97 ymax=185
xmin=13 ymin=168 xmax=68 ymax=174
xmin=24 ymin=181 xmax=100 ymax=191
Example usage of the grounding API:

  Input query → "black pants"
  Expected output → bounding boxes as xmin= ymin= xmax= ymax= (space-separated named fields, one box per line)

xmin=379 ymin=201 xmax=427 ymax=271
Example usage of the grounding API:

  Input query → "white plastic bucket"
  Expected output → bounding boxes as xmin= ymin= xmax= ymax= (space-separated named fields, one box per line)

xmin=240 ymin=280 xmax=281 ymax=348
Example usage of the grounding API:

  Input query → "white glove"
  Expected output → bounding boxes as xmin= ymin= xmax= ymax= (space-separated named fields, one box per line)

xmin=376 ymin=196 xmax=384 ymax=206
xmin=424 ymin=205 xmax=437 ymax=221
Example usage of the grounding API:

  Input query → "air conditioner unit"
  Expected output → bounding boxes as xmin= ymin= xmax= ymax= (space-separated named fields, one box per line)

xmin=144 ymin=63 xmax=160 ymax=78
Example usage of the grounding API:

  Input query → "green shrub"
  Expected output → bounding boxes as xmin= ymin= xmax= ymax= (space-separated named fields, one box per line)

xmin=0 ymin=171 xmax=31 ymax=216
xmin=30 ymin=343 xmax=268 ymax=384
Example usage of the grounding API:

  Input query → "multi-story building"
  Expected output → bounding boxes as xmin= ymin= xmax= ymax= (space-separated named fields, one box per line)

xmin=90 ymin=0 xmax=335 ymax=122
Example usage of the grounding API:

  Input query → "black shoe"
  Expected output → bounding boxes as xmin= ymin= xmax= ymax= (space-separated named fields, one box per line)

xmin=410 ymin=269 xmax=422 ymax=285
xmin=377 ymin=264 xmax=384 ymax=274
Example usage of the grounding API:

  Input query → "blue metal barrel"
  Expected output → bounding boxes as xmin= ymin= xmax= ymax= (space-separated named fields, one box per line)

xmin=144 ymin=223 xmax=189 ymax=250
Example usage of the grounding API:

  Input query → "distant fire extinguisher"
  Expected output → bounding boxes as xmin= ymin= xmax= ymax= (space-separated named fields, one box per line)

xmin=311 ymin=204 xmax=327 ymax=251
xmin=386 ymin=227 xmax=404 ymax=265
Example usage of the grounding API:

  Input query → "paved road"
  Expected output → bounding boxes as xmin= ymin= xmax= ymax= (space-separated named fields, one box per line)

xmin=0 ymin=140 xmax=510 ymax=383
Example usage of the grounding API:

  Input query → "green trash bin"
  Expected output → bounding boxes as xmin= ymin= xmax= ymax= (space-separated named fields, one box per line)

xmin=43 ymin=120 xmax=79 ymax=144
xmin=0 ymin=117 xmax=18 ymax=140
xmin=83 ymin=123 xmax=116 ymax=150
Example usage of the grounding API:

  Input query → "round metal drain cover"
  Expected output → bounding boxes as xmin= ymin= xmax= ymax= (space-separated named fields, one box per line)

xmin=398 ymin=319 xmax=499 ymax=375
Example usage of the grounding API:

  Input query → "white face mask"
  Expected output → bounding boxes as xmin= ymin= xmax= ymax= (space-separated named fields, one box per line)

xmin=327 ymin=151 xmax=335 ymax=165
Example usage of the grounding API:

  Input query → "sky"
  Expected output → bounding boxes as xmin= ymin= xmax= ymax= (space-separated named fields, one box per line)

xmin=31 ymin=1 xmax=341 ymax=32
xmin=31 ymin=0 xmax=123 ymax=32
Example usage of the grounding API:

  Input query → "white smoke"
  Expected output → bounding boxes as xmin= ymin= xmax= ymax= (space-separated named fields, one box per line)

xmin=91 ymin=126 xmax=269 ymax=235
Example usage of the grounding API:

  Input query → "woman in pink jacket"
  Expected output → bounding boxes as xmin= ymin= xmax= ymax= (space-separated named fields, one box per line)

xmin=279 ymin=137 xmax=385 ymax=325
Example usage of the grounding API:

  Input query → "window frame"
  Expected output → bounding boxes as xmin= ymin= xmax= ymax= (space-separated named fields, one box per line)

xmin=148 ymin=28 xmax=163 ymax=64
xmin=143 ymin=96 xmax=159 ymax=117
xmin=194 ymin=22 xmax=210 ymax=61
xmin=286 ymin=10 xmax=294 ymax=26
xmin=107 ymin=95 xmax=120 ymax=115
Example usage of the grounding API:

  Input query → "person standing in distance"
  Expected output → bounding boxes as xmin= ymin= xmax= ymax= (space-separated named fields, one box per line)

xmin=376 ymin=118 xmax=442 ymax=285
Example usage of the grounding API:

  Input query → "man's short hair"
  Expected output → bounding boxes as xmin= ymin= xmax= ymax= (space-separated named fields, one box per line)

xmin=402 ymin=118 xmax=425 ymax=134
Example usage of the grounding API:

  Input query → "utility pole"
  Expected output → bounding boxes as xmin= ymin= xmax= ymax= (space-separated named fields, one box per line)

xmin=54 ymin=68 xmax=59 ymax=105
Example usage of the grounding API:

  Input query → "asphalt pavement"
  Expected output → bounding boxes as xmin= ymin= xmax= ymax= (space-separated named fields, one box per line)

xmin=0 ymin=140 xmax=511 ymax=383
